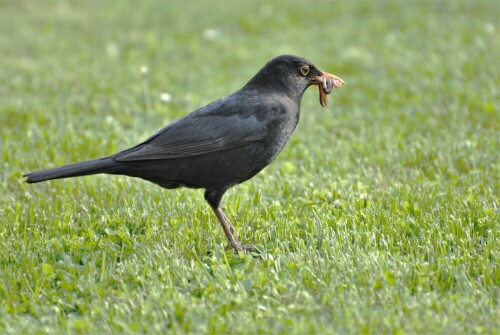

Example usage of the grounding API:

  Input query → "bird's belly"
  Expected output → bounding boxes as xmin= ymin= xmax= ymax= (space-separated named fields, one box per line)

xmin=167 ymin=143 xmax=284 ymax=189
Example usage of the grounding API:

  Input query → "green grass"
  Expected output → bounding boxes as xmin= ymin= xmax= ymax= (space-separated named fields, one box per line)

xmin=1 ymin=1 xmax=499 ymax=334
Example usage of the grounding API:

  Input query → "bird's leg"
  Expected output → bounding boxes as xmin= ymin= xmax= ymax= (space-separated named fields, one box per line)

xmin=218 ymin=210 xmax=237 ymax=237
xmin=204 ymin=189 xmax=253 ymax=253
xmin=213 ymin=207 xmax=253 ymax=252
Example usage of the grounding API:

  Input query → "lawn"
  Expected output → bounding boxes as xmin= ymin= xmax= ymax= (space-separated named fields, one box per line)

xmin=1 ymin=1 xmax=499 ymax=334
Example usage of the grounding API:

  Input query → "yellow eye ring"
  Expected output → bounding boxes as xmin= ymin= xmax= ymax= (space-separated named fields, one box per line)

xmin=300 ymin=65 xmax=310 ymax=76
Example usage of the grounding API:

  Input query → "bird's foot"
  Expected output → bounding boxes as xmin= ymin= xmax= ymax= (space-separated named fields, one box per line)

xmin=227 ymin=240 xmax=254 ymax=253
xmin=212 ymin=206 xmax=252 ymax=253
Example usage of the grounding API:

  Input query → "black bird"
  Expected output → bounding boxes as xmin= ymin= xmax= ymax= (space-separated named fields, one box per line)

xmin=24 ymin=55 xmax=344 ymax=252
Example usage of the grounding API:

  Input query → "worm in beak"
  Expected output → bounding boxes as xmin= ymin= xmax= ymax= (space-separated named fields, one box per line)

xmin=312 ymin=72 xmax=345 ymax=107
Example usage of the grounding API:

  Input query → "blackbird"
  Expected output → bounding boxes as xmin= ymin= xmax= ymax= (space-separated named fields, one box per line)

xmin=24 ymin=55 xmax=344 ymax=252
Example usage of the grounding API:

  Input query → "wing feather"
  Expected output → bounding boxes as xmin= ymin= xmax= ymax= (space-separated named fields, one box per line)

xmin=115 ymin=97 xmax=281 ymax=162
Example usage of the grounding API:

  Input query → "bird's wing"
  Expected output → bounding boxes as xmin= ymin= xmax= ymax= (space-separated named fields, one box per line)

xmin=114 ymin=96 xmax=283 ymax=162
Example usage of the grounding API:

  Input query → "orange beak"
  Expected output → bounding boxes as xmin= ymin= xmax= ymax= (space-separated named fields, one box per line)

xmin=312 ymin=71 xmax=345 ymax=107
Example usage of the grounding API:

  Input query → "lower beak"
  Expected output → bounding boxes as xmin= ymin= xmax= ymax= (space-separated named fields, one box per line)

xmin=312 ymin=71 xmax=345 ymax=107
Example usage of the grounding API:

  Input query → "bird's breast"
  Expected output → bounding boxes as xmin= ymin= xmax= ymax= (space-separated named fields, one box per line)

xmin=260 ymin=107 xmax=300 ymax=163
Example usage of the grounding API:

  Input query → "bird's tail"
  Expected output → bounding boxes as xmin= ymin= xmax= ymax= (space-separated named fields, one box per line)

xmin=23 ymin=157 xmax=117 ymax=183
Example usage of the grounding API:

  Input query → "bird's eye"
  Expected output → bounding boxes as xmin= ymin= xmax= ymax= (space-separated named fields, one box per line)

xmin=300 ymin=65 xmax=310 ymax=76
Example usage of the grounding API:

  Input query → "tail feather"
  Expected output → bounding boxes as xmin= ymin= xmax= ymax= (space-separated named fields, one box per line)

xmin=24 ymin=157 xmax=117 ymax=183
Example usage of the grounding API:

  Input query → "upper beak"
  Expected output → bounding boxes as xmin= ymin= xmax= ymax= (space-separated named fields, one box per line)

xmin=312 ymin=71 xmax=345 ymax=107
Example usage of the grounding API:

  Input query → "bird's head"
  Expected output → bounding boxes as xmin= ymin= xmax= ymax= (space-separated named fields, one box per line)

xmin=245 ymin=55 xmax=344 ymax=107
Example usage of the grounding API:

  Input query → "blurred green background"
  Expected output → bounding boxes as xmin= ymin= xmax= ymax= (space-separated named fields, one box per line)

xmin=1 ymin=1 xmax=499 ymax=334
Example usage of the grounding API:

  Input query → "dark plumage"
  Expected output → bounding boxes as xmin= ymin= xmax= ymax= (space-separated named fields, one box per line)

xmin=24 ymin=55 xmax=344 ymax=252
